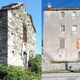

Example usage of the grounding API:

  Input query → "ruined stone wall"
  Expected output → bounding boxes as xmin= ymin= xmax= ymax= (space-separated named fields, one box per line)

xmin=27 ymin=14 xmax=36 ymax=58
xmin=0 ymin=10 xmax=8 ymax=64
xmin=8 ymin=10 xmax=24 ymax=66
xmin=0 ymin=3 xmax=36 ymax=67
xmin=7 ymin=4 xmax=36 ymax=67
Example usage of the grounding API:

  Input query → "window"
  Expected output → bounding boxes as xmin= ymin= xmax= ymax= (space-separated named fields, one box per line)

xmin=76 ymin=38 xmax=80 ymax=49
xmin=23 ymin=23 xmax=27 ymax=43
xmin=60 ymin=25 xmax=65 ymax=32
xmin=72 ymin=12 xmax=76 ymax=17
xmin=72 ymin=25 xmax=77 ymax=31
xmin=61 ymin=12 xmax=65 ymax=17
xmin=60 ymin=38 xmax=65 ymax=49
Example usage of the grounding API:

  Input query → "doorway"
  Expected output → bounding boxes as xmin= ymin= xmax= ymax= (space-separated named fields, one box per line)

xmin=23 ymin=52 xmax=27 ymax=67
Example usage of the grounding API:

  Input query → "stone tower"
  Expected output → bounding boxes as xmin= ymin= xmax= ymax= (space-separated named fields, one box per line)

xmin=43 ymin=3 xmax=80 ymax=61
xmin=0 ymin=3 xmax=36 ymax=67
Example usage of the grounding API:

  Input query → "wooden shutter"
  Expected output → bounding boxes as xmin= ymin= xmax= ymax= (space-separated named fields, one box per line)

xmin=60 ymin=38 xmax=65 ymax=48
xmin=76 ymin=38 xmax=80 ymax=49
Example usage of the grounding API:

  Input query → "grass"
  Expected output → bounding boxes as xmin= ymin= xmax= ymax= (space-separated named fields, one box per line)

xmin=42 ymin=70 xmax=70 ymax=73
xmin=43 ymin=69 xmax=80 ymax=73
xmin=50 ymin=61 xmax=80 ymax=63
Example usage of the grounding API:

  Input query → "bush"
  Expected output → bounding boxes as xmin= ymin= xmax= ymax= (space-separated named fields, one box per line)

xmin=28 ymin=54 xmax=41 ymax=74
xmin=0 ymin=65 xmax=7 ymax=79
xmin=0 ymin=54 xmax=41 ymax=80
xmin=0 ymin=65 xmax=27 ymax=80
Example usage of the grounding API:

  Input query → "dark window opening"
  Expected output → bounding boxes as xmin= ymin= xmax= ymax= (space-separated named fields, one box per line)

xmin=12 ymin=51 xmax=14 ymax=53
xmin=23 ymin=52 xmax=27 ymax=67
xmin=60 ymin=25 xmax=65 ymax=31
xmin=61 ymin=12 xmax=65 ymax=17
xmin=23 ymin=23 xmax=27 ymax=43
xmin=59 ymin=55 xmax=61 ymax=58
xmin=12 ymin=33 xmax=13 ymax=35
xmin=23 ymin=52 xmax=26 ymax=55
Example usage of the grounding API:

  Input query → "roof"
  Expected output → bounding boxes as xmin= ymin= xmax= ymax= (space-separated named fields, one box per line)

xmin=44 ymin=8 xmax=80 ymax=11
xmin=1 ymin=2 xmax=23 ymax=10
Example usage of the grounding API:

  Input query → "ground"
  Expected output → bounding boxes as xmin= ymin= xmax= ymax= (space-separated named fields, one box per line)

xmin=42 ymin=73 xmax=80 ymax=80
xmin=42 ymin=54 xmax=80 ymax=80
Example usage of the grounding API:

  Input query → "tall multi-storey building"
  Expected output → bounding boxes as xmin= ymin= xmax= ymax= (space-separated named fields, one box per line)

xmin=43 ymin=3 xmax=80 ymax=61
xmin=0 ymin=3 xmax=36 ymax=67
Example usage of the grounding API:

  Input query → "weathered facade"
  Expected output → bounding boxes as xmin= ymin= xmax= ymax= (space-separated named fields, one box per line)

xmin=43 ymin=3 xmax=80 ymax=61
xmin=0 ymin=3 xmax=36 ymax=67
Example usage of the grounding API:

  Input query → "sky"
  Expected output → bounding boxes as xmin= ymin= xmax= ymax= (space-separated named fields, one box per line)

xmin=42 ymin=0 xmax=80 ymax=22
xmin=0 ymin=0 xmax=42 ymax=54
xmin=42 ymin=0 xmax=80 ymax=8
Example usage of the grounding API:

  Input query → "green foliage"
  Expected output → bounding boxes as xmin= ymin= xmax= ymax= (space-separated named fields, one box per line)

xmin=7 ymin=66 xmax=26 ymax=80
xmin=28 ymin=54 xmax=41 ymax=74
xmin=0 ymin=54 xmax=41 ymax=80
xmin=0 ymin=65 xmax=7 ymax=79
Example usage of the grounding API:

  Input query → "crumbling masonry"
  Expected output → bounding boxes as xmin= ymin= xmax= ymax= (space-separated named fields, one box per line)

xmin=0 ymin=3 xmax=36 ymax=67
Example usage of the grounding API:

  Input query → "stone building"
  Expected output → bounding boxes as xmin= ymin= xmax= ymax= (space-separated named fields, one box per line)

xmin=43 ymin=3 xmax=80 ymax=61
xmin=0 ymin=3 xmax=36 ymax=67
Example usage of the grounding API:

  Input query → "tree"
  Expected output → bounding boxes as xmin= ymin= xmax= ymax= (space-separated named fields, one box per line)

xmin=28 ymin=54 xmax=41 ymax=74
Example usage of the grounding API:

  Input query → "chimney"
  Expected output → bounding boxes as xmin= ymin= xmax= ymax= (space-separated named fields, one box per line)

xmin=48 ymin=3 xmax=52 ymax=8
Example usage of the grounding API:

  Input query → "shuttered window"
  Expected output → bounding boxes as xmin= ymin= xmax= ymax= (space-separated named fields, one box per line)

xmin=60 ymin=38 xmax=65 ymax=48
xmin=76 ymin=38 xmax=80 ymax=49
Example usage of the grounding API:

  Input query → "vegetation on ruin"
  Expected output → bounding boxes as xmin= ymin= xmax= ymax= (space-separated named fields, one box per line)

xmin=0 ymin=54 xmax=41 ymax=80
